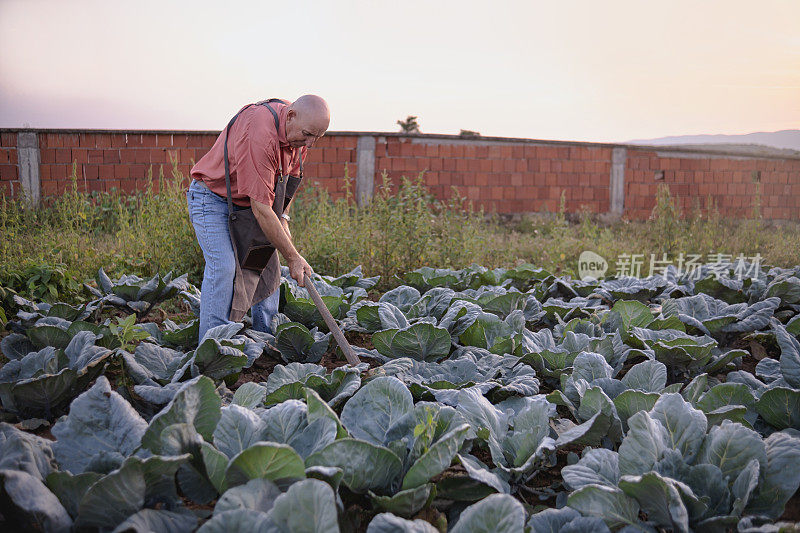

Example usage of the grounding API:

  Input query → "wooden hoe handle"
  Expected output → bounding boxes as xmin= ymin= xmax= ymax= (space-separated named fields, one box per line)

xmin=303 ymin=273 xmax=361 ymax=366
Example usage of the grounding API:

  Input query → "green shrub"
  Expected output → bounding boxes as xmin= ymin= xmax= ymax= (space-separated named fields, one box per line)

xmin=0 ymin=161 xmax=798 ymax=299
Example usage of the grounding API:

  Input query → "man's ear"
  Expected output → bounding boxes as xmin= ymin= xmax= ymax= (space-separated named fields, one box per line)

xmin=286 ymin=109 xmax=296 ymax=123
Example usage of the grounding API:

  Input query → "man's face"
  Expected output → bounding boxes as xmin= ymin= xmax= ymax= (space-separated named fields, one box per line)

xmin=285 ymin=109 xmax=328 ymax=149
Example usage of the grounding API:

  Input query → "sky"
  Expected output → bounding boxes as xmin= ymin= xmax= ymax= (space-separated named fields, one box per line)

xmin=1 ymin=0 xmax=798 ymax=143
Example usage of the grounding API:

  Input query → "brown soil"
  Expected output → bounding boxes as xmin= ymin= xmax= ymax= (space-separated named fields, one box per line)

xmin=739 ymin=352 xmax=759 ymax=377
xmin=232 ymin=329 xmax=380 ymax=390
xmin=781 ymin=490 xmax=800 ymax=522
xmin=234 ymin=354 xmax=282 ymax=387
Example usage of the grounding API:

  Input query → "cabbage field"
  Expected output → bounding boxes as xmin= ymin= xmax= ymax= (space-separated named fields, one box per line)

xmin=1 ymin=261 xmax=800 ymax=532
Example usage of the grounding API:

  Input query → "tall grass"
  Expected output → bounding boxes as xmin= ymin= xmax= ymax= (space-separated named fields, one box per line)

xmin=1 ymin=161 xmax=798 ymax=303
xmin=1 ymin=163 xmax=201 ymax=301
xmin=292 ymin=170 xmax=503 ymax=288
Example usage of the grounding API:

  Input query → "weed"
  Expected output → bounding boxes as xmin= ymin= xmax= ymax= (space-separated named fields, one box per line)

xmin=1 ymin=161 xmax=799 ymax=296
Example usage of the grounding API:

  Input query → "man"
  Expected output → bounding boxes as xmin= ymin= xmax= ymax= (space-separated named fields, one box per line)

xmin=187 ymin=95 xmax=330 ymax=340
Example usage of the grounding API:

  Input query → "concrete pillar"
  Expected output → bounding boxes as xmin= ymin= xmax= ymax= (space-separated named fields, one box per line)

xmin=17 ymin=131 xmax=41 ymax=206
xmin=356 ymin=135 xmax=375 ymax=206
xmin=610 ymin=147 xmax=626 ymax=216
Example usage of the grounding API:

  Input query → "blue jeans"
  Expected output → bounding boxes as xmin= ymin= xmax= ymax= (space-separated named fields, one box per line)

xmin=187 ymin=179 xmax=280 ymax=341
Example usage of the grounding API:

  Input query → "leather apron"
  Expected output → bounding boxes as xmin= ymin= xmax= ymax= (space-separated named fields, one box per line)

xmin=223 ymin=99 xmax=303 ymax=322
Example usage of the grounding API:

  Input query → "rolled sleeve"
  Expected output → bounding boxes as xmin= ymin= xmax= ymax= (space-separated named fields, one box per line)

xmin=233 ymin=112 xmax=278 ymax=206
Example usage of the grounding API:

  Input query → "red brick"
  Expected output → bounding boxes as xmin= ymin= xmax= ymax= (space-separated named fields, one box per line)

xmin=164 ymin=149 xmax=178 ymax=165
xmin=201 ymin=135 xmax=216 ymax=149
xmin=150 ymin=149 xmax=167 ymax=163
xmin=139 ymin=135 xmax=157 ymax=148
xmin=79 ymin=133 xmax=96 ymax=148
xmin=334 ymin=148 xmax=351 ymax=162
xmin=186 ymin=134 xmax=204 ymax=148
xmin=41 ymin=180 xmax=59 ymax=196
xmin=175 ymin=148 xmax=191 ymax=163
xmin=172 ymin=134 xmax=189 ymax=148
xmin=97 ymin=165 xmax=115 ymax=179
xmin=156 ymin=134 xmax=173 ymax=147
xmin=103 ymin=150 xmax=121 ymax=164
xmin=120 ymin=179 xmax=137 ymax=193
xmin=88 ymin=149 xmax=103 ymax=164
xmin=316 ymin=163 xmax=332 ymax=177
xmin=71 ymin=148 xmax=87 ymax=164
xmin=0 ymin=133 xmax=17 ymax=147
xmin=51 ymin=165 xmax=68 ymax=179
xmin=45 ymin=134 xmax=62 ymax=148
xmin=111 ymin=134 xmax=127 ymax=148
xmin=120 ymin=149 xmax=137 ymax=164
xmin=321 ymin=148 xmax=336 ymax=163
xmin=61 ymin=133 xmax=78 ymax=147
xmin=95 ymin=135 xmax=112 ymax=148
xmin=330 ymin=163 xmax=346 ymax=177
xmin=40 ymin=148 xmax=55 ymax=164
xmin=55 ymin=148 xmax=71 ymax=164
xmin=84 ymin=165 xmax=99 ymax=179
xmin=130 ymin=165 xmax=147 ymax=179
xmin=0 ymin=164 xmax=17 ymax=180
xmin=114 ymin=165 xmax=130 ymax=179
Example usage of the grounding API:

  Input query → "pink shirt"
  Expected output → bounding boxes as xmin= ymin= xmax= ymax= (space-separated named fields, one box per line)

xmin=191 ymin=100 xmax=306 ymax=207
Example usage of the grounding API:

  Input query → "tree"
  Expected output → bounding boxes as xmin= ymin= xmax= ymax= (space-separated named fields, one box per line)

xmin=397 ymin=116 xmax=421 ymax=134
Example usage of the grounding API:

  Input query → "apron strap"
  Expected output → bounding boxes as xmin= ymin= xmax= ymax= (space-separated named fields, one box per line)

xmin=222 ymin=99 xmax=289 ymax=214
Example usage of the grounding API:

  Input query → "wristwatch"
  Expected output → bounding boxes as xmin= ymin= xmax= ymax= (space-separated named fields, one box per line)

xmin=281 ymin=213 xmax=291 ymax=222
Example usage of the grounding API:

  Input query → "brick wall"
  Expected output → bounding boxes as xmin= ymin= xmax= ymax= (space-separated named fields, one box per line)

xmin=374 ymin=138 xmax=611 ymax=214
xmin=0 ymin=132 xmax=19 ymax=196
xmin=625 ymin=150 xmax=800 ymax=220
xmin=35 ymin=132 xmax=212 ymax=196
xmin=1 ymin=128 xmax=799 ymax=221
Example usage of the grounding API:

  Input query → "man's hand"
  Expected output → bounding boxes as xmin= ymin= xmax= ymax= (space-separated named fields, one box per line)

xmin=287 ymin=254 xmax=313 ymax=286
xmin=251 ymin=200 xmax=310 ymax=284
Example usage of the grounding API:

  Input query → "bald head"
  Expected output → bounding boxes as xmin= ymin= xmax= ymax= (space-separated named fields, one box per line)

xmin=285 ymin=95 xmax=330 ymax=148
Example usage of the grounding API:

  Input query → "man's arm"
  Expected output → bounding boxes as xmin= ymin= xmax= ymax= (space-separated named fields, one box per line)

xmin=280 ymin=198 xmax=292 ymax=239
xmin=252 ymin=199 xmax=312 ymax=286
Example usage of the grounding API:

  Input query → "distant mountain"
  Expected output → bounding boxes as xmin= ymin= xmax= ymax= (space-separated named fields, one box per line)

xmin=625 ymin=129 xmax=800 ymax=153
